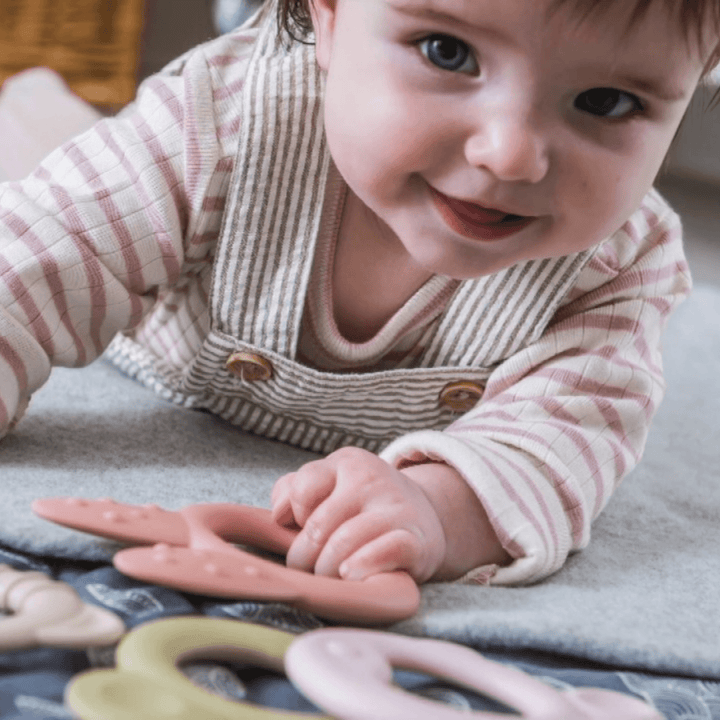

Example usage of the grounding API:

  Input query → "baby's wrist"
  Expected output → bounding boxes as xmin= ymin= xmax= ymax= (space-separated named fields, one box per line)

xmin=399 ymin=461 xmax=512 ymax=581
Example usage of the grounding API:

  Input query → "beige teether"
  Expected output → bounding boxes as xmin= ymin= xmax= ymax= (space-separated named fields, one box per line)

xmin=67 ymin=617 xmax=328 ymax=720
xmin=0 ymin=564 xmax=125 ymax=650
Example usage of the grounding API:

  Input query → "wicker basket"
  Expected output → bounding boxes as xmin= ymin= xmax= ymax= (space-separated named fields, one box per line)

xmin=0 ymin=0 xmax=145 ymax=108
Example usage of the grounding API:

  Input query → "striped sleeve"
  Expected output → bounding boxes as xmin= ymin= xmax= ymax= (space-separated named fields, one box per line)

xmin=0 ymin=30 xmax=255 ymax=437
xmin=380 ymin=191 xmax=692 ymax=585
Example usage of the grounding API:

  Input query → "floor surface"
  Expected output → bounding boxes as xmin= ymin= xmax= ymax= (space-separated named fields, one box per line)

xmin=657 ymin=175 xmax=720 ymax=289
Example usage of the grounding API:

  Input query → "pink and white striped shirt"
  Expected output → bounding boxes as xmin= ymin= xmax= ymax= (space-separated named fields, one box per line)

xmin=0 ymin=18 xmax=691 ymax=584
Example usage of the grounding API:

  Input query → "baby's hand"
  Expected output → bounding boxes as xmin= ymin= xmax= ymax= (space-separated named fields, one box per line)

xmin=271 ymin=447 xmax=447 ymax=583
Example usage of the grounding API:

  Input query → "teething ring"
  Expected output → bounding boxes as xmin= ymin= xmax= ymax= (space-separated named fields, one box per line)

xmin=285 ymin=629 xmax=663 ymax=720
xmin=0 ymin=564 xmax=125 ymax=650
xmin=67 ymin=617 xmax=330 ymax=720
xmin=32 ymin=498 xmax=420 ymax=624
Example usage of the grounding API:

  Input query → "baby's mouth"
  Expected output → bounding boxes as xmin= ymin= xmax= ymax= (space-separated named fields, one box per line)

xmin=438 ymin=193 xmax=523 ymax=224
xmin=428 ymin=186 xmax=535 ymax=241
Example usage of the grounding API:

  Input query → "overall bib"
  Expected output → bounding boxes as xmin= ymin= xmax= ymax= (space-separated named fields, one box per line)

xmin=108 ymin=5 xmax=592 ymax=455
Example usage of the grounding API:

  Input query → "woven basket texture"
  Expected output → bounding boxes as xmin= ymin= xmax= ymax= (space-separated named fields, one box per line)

xmin=0 ymin=0 xmax=144 ymax=107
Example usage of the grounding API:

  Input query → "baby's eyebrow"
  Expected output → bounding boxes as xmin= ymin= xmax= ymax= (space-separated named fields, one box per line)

xmin=384 ymin=0 xmax=524 ymax=47
xmin=384 ymin=0 xmax=490 ymax=35
xmin=613 ymin=73 xmax=688 ymax=102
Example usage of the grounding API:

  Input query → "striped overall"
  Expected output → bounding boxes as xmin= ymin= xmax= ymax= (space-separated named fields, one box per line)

xmin=107 ymin=6 xmax=593 ymax=456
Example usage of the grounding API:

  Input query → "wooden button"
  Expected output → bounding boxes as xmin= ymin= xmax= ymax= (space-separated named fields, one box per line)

xmin=226 ymin=352 xmax=273 ymax=382
xmin=439 ymin=381 xmax=484 ymax=413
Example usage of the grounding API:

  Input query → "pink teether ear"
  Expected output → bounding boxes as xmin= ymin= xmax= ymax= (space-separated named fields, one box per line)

xmin=285 ymin=629 xmax=663 ymax=720
xmin=31 ymin=497 xmax=191 ymax=546
xmin=0 ymin=564 xmax=125 ymax=651
xmin=33 ymin=498 xmax=421 ymax=625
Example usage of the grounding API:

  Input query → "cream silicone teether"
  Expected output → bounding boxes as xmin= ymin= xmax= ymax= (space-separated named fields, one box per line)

xmin=66 ymin=616 xmax=329 ymax=720
xmin=285 ymin=629 xmax=663 ymax=720
xmin=32 ymin=497 xmax=420 ymax=625
xmin=0 ymin=564 xmax=125 ymax=650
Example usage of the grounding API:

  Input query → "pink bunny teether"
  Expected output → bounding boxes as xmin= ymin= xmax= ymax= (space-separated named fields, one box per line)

xmin=32 ymin=497 xmax=420 ymax=624
xmin=285 ymin=629 xmax=663 ymax=720
xmin=0 ymin=564 xmax=125 ymax=650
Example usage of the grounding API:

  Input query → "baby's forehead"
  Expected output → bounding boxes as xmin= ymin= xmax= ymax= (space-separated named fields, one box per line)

xmin=543 ymin=0 xmax=720 ymax=75
xmin=548 ymin=0 xmax=720 ymax=61
xmin=549 ymin=0 xmax=704 ymax=26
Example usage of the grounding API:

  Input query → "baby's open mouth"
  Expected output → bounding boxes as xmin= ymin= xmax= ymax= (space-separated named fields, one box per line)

xmin=441 ymin=195 xmax=524 ymax=224
xmin=429 ymin=186 xmax=535 ymax=241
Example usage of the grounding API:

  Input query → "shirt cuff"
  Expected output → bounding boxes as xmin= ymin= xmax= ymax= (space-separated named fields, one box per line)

xmin=380 ymin=429 xmax=573 ymax=585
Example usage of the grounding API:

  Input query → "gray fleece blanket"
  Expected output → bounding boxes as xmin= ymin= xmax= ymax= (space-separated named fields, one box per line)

xmin=2 ymin=285 xmax=719 ymax=679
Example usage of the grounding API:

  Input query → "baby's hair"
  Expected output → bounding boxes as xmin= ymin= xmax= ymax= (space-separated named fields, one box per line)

xmin=275 ymin=0 xmax=720 ymax=73
xmin=276 ymin=0 xmax=314 ymax=44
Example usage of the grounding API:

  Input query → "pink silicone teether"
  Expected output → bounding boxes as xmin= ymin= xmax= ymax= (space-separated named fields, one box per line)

xmin=285 ymin=629 xmax=663 ymax=720
xmin=0 ymin=564 xmax=125 ymax=650
xmin=32 ymin=498 xmax=420 ymax=625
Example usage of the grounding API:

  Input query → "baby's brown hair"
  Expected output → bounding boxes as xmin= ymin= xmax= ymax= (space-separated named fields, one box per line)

xmin=276 ymin=0 xmax=313 ymax=43
xmin=275 ymin=0 xmax=720 ymax=74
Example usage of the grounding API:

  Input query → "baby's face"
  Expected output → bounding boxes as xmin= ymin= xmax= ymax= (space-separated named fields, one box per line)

xmin=312 ymin=0 xmax=711 ymax=279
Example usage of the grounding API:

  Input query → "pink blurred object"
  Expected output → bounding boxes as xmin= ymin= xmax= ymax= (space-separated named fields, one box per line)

xmin=0 ymin=564 xmax=124 ymax=651
xmin=286 ymin=628 xmax=664 ymax=720
xmin=0 ymin=68 xmax=102 ymax=182
xmin=32 ymin=497 xmax=420 ymax=625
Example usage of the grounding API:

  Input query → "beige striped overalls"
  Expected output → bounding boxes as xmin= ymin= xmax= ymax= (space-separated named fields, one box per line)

xmin=108 ymin=6 xmax=592 ymax=456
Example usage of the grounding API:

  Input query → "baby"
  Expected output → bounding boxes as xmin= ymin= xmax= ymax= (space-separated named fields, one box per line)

xmin=0 ymin=0 xmax=718 ymax=587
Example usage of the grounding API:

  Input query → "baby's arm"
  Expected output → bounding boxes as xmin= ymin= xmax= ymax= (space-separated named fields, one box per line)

xmin=379 ymin=196 xmax=692 ymax=585
xmin=272 ymin=447 xmax=511 ymax=582
xmin=274 ymin=192 xmax=691 ymax=585
xmin=0 ymin=32 xmax=252 ymax=437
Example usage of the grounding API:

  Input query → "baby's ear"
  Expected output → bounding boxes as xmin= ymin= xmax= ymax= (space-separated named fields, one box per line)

xmin=308 ymin=0 xmax=338 ymax=71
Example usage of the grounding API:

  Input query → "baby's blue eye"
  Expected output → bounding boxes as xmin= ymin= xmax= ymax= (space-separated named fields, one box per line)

xmin=418 ymin=34 xmax=478 ymax=74
xmin=574 ymin=88 xmax=643 ymax=119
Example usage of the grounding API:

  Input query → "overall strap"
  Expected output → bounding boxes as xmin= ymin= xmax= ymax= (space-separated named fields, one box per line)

xmin=209 ymin=3 xmax=592 ymax=370
xmin=210 ymin=5 xmax=330 ymax=359
xmin=420 ymin=251 xmax=594 ymax=369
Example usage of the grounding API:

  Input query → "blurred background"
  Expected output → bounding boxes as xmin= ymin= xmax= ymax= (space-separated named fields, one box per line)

xmin=140 ymin=0 xmax=217 ymax=80
xmin=0 ymin=0 xmax=717 ymax=287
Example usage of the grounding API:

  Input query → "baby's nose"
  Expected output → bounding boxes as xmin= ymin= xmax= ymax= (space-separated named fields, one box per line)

xmin=465 ymin=112 xmax=550 ymax=184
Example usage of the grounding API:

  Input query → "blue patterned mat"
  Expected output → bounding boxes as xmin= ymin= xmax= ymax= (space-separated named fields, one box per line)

xmin=0 ymin=545 xmax=716 ymax=720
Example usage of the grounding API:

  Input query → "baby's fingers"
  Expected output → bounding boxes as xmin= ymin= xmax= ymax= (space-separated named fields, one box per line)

xmin=270 ymin=474 xmax=297 ymax=527
xmin=311 ymin=513 xmax=389 ymax=578
xmin=285 ymin=496 xmax=359 ymax=574
xmin=271 ymin=462 xmax=337 ymax=528
xmin=271 ymin=491 xmax=296 ymax=529
xmin=339 ymin=528 xmax=431 ymax=583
